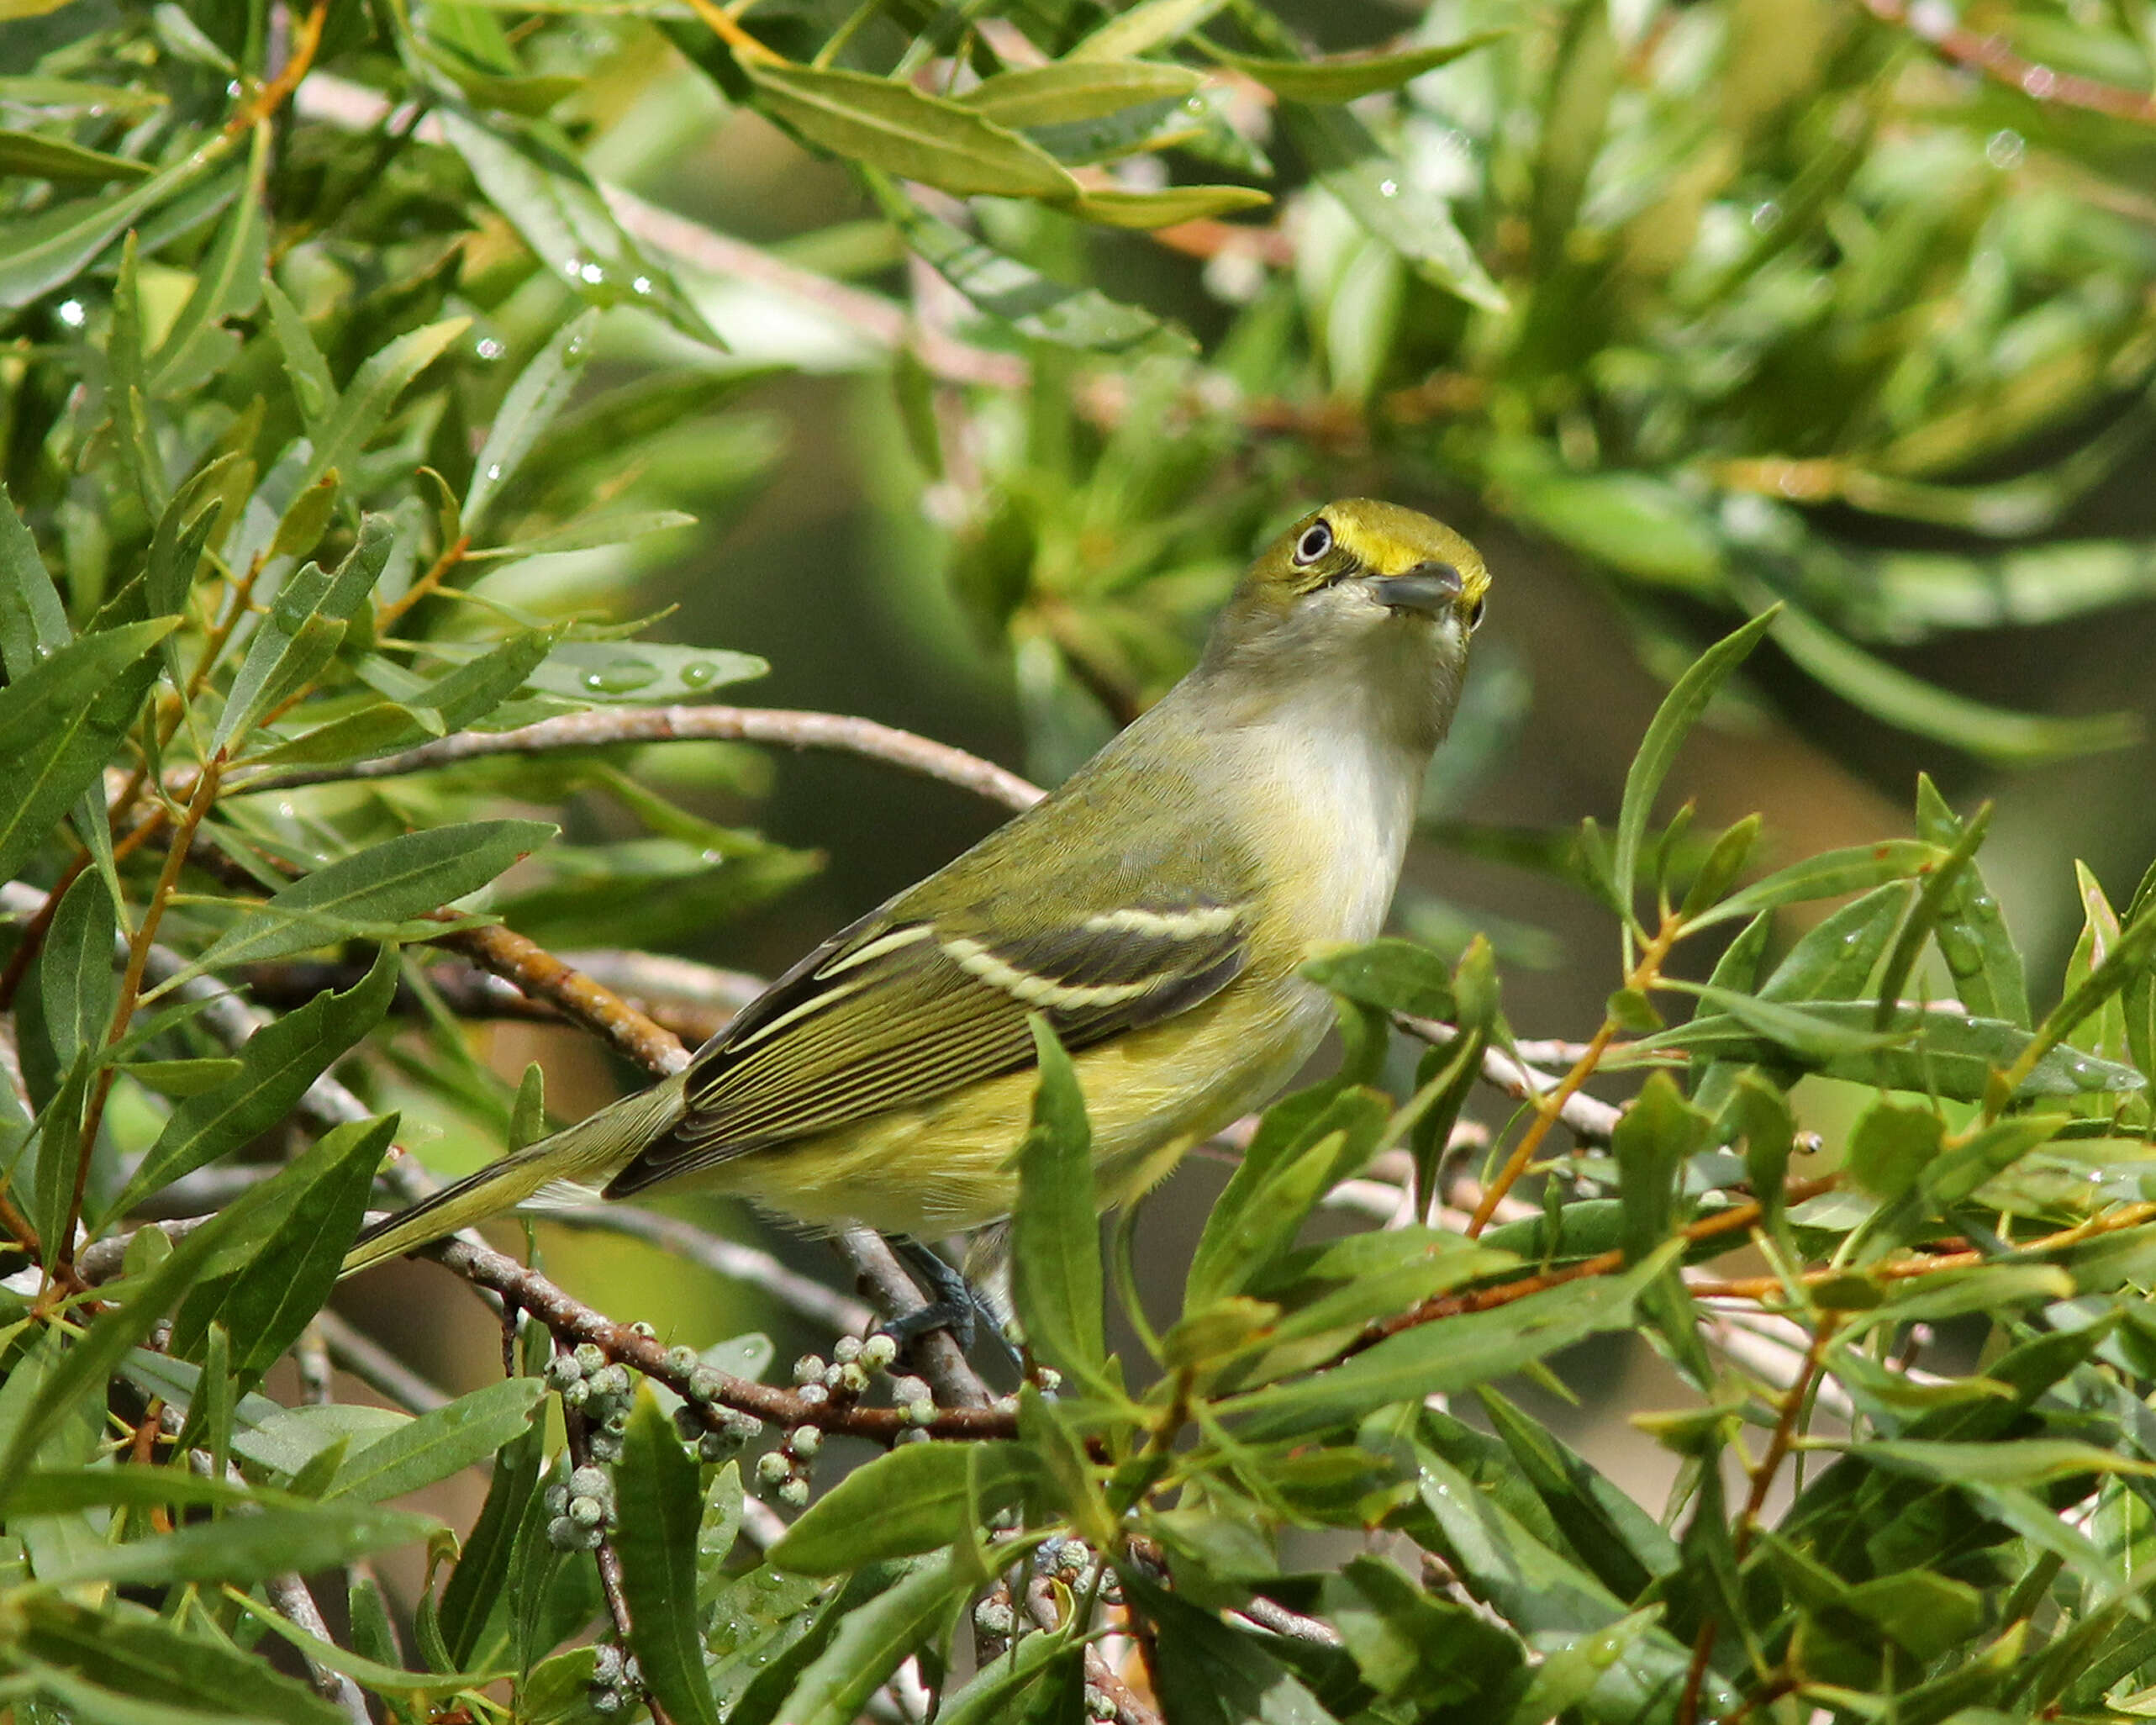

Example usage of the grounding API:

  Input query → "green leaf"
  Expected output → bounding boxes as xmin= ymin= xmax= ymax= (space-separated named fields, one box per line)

xmin=438 ymin=1386 xmax=544 ymax=1664
xmin=1069 ymin=184 xmax=1273 ymax=228
xmin=1853 ymin=1438 xmax=2156 ymax=1487
xmin=235 ymin=1595 xmax=509 ymax=1696
xmin=1687 ymin=840 xmax=1950 ymax=931
xmin=171 ymin=1113 xmax=396 ymax=1378
xmin=323 ymin=1374 xmax=544 ymax=1504
xmin=0 ymin=127 xmax=154 ymax=182
xmin=1844 ymin=1100 xmax=1943 ymax=1201
xmin=1683 ymin=984 xmax=1908 ymax=1060
xmin=870 ymin=176 xmax=1173 ymax=351
xmin=192 ymin=820 xmax=555 ymax=971
xmin=1758 ymin=883 xmax=1908 ymax=1003
xmin=215 ymin=613 xmax=345 ymax=751
xmin=261 ymin=277 xmax=337 ymax=433
xmin=1220 ymin=1248 xmax=1673 ymax=1441
xmin=1916 ymin=774 xmax=2028 ymax=1027
xmin=1762 ymin=592 xmax=2138 ymax=762
xmin=1011 ymin=1019 xmax=1110 ymax=1395
xmin=772 ymin=1552 xmax=973 ymax=1725
xmin=1611 ymin=1073 xmax=1706 ymax=1265
xmin=1285 ymin=103 xmax=1504 ymax=312
xmin=1299 ymin=938 xmax=1455 ymax=1020
xmin=1068 ymin=0 xmax=1226 ymax=60
xmin=0 ymin=617 xmax=176 ymax=885
xmin=613 ymin=1395 xmax=721 ymax=1725
xmin=771 ymin=1442 xmax=1034 ymax=1575
xmin=1611 ymin=609 xmax=1778 ymax=926
xmin=34 ymin=869 xmax=115 ymax=1071
xmin=465 ymin=309 xmax=598 ymax=532
xmin=440 ymin=111 xmax=704 ymax=335
xmin=1205 ymin=31 xmax=1505 ymax=102
xmin=12 ymin=1596 xmax=342 ymax=1725
xmin=302 ymin=316 xmax=471 ymax=493
xmin=0 ymin=478 xmax=70 ymax=677
xmin=0 ymin=128 xmax=240 ymax=309
xmin=148 ymin=122 xmax=267 ymax=393
xmin=959 ymin=61 xmax=1202 ymax=127
xmin=114 ymin=947 xmax=398 ymax=1211
xmin=34 ymin=1497 xmax=437 ymax=1587
xmin=1120 ymin=1570 xmax=1336 ymax=1725
xmin=524 ymin=639 xmax=765 ymax=702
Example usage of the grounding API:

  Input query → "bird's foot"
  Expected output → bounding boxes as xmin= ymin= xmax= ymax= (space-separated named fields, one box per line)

xmin=882 ymin=1239 xmax=1021 ymax=1374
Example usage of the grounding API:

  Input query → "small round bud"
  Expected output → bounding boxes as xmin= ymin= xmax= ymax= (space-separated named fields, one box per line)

xmin=569 ymin=1495 xmax=606 ymax=1527
xmin=602 ymin=1409 xmax=630 ymax=1437
xmin=1086 ymin=1686 xmax=1118 ymax=1719
xmin=859 ymin=1333 xmax=898 ymax=1372
xmin=688 ymin=1365 xmax=725 ymax=1404
xmin=544 ymin=1353 xmax=582 ymax=1390
xmin=698 ymin=1432 xmax=735 ymax=1463
xmin=546 ymin=1515 xmax=579 ymax=1549
xmin=544 ymin=1482 xmax=569 ymax=1515
xmin=831 ymin=1336 xmax=862 ymax=1364
xmin=590 ymin=1364 xmax=632 ymax=1400
xmin=838 ymin=1362 xmax=871 ymax=1395
xmin=589 ymin=1687 xmax=622 ymax=1715
xmin=724 ymin=1410 xmax=764 ymax=1441
xmin=666 ymin=1344 xmax=698 ymax=1375
xmin=620 ymin=1655 xmax=642 ymax=1687
xmin=755 ymin=1451 xmax=791 ymax=1485
xmin=777 ymin=1476 xmax=809 ymax=1508
xmin=570 ymin=1465 xmax=609 ymax=1497
xmin=572 ymin=1343 xmax=607 ymax=1374
xmin=792 ymin=1354 xmax=825 ymax=1385
xmin=904 ymin=1398 xmax=936 ymax=1427
xmin=561 ymin=1379 xmax=590 ymax=1411
xmin=591 ymin=1645 xmax=624 ymax=1683
xmin=588 ymin=1432 xmax=622 ymax=1464
xmin=629 ymin=1321 xmax=657 ymax=1341
xmin=888 ymin=1376 xmax=929 ymax=1407
xmin=787 ymin=1425 xmax=823 ymax=1459
xmin=1057 ymin=1541 xmax=1089 ymax=1575
xmin=673 ymin=1405 xmax=703 ymax=1440
xmin=796 ymin=1383 xmax=829 ymax=1408
xmin=822 ymin=1363 xmax=847 ymax=1390
xmin=973 ymin=1600 xmax=1015 ymax=1637
xmin=1035 ymin=1367 xmax=1062 ymax=1395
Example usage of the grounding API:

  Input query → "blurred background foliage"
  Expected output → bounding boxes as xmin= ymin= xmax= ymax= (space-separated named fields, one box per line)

xmin=7 ymin=0 xmax=2156 ymax=1714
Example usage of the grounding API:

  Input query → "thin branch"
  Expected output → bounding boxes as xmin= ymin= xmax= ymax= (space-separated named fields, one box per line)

xmin=438 ymin=921 xmax=694 ymax=1077
xmin=546 ymin=1206 xmax=873 ymax=1334
xmin=262 ymin=1572 xmax=372 ymax=1724
xmin=839 ymin=1227 xmax=993 ymax=1411
xmin=218 ymin=704 xmax=1044 ymax=813
xmin=314 ymin=1310 xmax=452 ymax=1414
xmin=426 ymin=1232 xmax=1015 ymax=1439
xmin=1395 ymin=1015 xmax=1624 ymax=1144
xmin=1866 ymin=0 xmax=2156 ymax=125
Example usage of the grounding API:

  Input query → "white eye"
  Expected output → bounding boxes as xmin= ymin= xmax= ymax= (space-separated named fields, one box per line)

xmin=1293 ymin=520 xmax=1332 ymax=565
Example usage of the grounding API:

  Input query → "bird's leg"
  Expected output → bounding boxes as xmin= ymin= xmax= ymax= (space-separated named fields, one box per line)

xmin=884 ymin=1238 xmax=1021 ymax=1374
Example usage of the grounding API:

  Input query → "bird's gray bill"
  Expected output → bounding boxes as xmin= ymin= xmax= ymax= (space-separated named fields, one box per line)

xmin=1368 ymin=562 xmax=1463 ymax=616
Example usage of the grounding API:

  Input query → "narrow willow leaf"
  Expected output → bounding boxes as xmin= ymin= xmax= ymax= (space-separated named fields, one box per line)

xmin=1502 ymin=466 xmax=1722 ymax=592
xmin=1120 ymin=1571 xmax=1335 ymax=1725
xmin=525 ymin=639 xmax=763 ymax=702
xmin=1067 ymin=0 xmax=1226 ymax=60
xmin=1687 ymin=840 xmax=1949 ymax=931
xmin=1301 ymin=938 xmax=1456 ymax=1020
xmin=34 ymin=1499 xmax=437 ymax=1587
xmin=614 ymin=1395 xmax=722 ymax=1725
xmin=328 ymin=1376 xmax=546 ymax=1502
xmin=0 ymin=127 xmax=240 ymax=308
xmin=261 ymin=276 xmax=337 ymax=432
xmin=1220 ymin=1249 xmax=1672 ymax=1441
xmin=1916 ymin=773 xmax=2028 ymax=1027
xmin=192 ymin=820 xmax=555 ymax=972
xmin=958 ymin=61 xmax=1201 ymax=127
xmin=215 ymin=613 xmax=345 ymax=750
xmin=1286 ymin=103 xmax=1505 ymax=311
xmin=464 ymin=505 xmax=697 ymax=561
xmin=173 ymin=1115 xmax=396 ymax=1378
xmin=0 ymin=617 xmax=176 ymax=885
xmin=1763 ymin=592 xmax=2138 ymax=762
xmin=771 ymin=1443 xmax=1034 ymax=1577
xmin=13 ymin=1596 xmax=343 ymax=1725
xmin=1611 ymin=609 xmax=1777 ymax=926
xmin=1611 ymin=1073 xmax=1705 ymax=1265
xmin=34 ymin=869 xmax=115 ymax=1072
xmin=1070 ymin=184 xmax=1273 ymax=228
xmin=0 ymin=127 xmax=153 ymax=182
xmin=772 ymin=1552 xmax=972 ymax=1725
xmin=465 ymin=308 xmax=598 ymax=532
xmin=148 ymin=120 xmax=267 ymax=394
xmin=0 ymin=478 xmax=69 ymax=676
xmin=115 ymin=948 xmax=398 ymax=1211
xmin=1757 ymin=882 xmax=1908 ymax=1004
xmin=235 ymin=1595 xmax=511 ymax=1696
xmin=1011 ymin=1020 xmax=1109 ymax=1394
xmin=873 ymin=179 xmax=1173 ymax=350
xmin=1684 ymin=984 xmax=1907 ymax=1059
xmin=302 ymin=316 xmax=471 ymax=492
xmin=1205 ymin=31 xmax=1505 ymax=103
xmin=1853 ymin=1438 xmax=2156 ymax=1487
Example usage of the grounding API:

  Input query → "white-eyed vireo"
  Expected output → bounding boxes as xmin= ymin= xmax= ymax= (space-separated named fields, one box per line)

xmin=342 ymin=499 xmax=1490 ymax=1275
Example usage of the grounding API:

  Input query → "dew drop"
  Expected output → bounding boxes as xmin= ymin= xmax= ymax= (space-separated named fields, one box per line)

xmin=631 ymin=275 xmax=652 ymax=295
xmin=1986 ymin=127 xmax=2026 ymax=170
xmin=678 ymin=659 xmax=718 ymax=688
xmin=1377 ymin=177 xmax=1399 ymax=197
xmin=486 ymin=462 xmax=503 ymax=481
xmin=2022 ymin=63 xmax=2058 ymax=98
xmin=582 ymin=658 xmax=659 ymax=694
xmin=57 ymin=298 xmax=86 ymax=329
xmin=476 ymin=335 xmax=506 ymax=361
xmin=579 ymin=261 xmax=606 ymax=285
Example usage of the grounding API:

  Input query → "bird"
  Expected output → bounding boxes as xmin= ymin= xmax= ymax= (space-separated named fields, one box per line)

xmin=340 ymin=499 xmax=1489 ymax=1279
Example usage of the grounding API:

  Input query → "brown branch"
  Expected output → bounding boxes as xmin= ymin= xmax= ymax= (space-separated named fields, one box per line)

xmin=435 ymin=921 xmax=695 ymax=1077
xmin=839 ymin=1227 xmax=991 ymax=1411
xmin=374 ymin=534 xmax=469 ymax=635
xmin=219 ymin=704 xmax=1044 ymax=813
xmin=1865 ymin=0 xmax=2156 ymax=125
xmin=425 ymin=1233 xmax=1016 ymax=1439
xmin=1396 ymin=1015 xmax=1624 ymax=1145
xmin=226 ymin=0 xmax=328 ymax=134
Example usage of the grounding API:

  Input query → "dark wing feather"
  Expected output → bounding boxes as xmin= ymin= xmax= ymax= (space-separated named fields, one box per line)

xmin=600 ymin=895 xmax=1247 ymax=1199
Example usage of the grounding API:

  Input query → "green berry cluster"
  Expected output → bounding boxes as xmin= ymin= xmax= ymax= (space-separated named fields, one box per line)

xmin=588 ymin=1643 xmax=644 ymax=1715
xmin=543 ymin=1464 xmax=615 ymax=1553
xmin=666 ymin=1341 xmax=766 ymax=1462
xmin=544 ymin=1339 xmax=635 ymax=1462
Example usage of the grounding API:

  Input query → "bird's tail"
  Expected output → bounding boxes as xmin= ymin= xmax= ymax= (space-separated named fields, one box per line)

xmin=340 ymin=1076 xmax=687 ymax=1278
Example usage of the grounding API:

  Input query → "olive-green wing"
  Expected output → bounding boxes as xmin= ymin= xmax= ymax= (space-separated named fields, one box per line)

xmin=599 ymin=894 xmax=1247 ymax=1198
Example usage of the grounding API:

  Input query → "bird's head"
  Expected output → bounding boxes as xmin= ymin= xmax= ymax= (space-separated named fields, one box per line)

xmin=1199 ymin=499 xmax=1490 ymax=748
